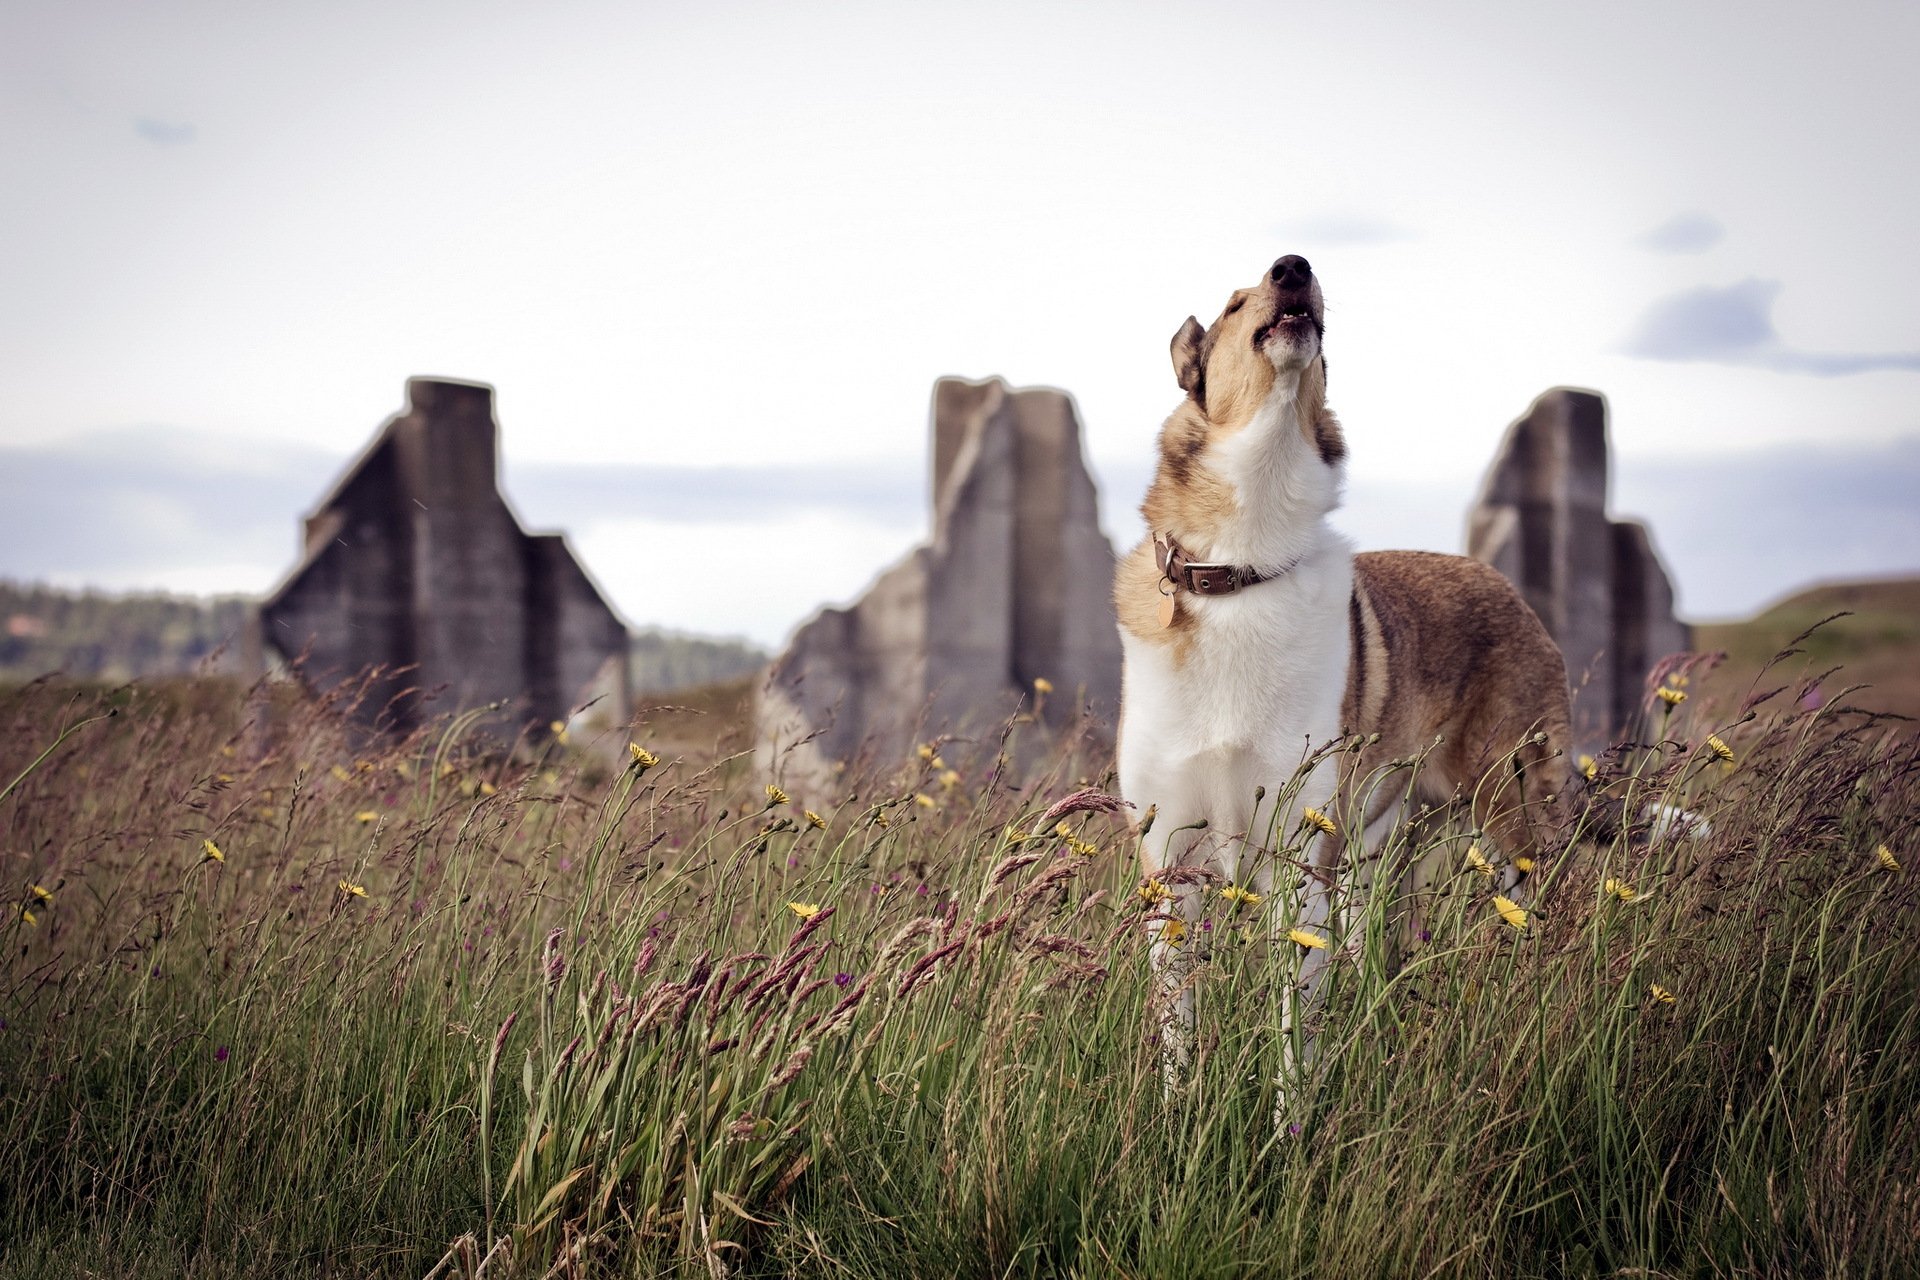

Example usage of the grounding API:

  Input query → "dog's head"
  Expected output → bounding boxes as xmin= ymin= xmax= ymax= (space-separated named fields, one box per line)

xmin=1169 ymin=255 xmax=1325 ymax=429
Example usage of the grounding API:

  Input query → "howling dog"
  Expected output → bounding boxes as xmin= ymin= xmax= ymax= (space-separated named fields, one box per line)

xmin=1114 ymin=254 xmax=1572 ymax=1095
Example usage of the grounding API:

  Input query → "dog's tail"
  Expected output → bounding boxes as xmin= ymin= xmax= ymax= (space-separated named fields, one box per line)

xmin=1568 ymin=775 xmax=1712 ymax=849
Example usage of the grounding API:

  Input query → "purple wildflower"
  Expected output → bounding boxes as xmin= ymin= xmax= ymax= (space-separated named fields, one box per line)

xmin=215 ymin=1045 xmax=230 ymax=1063
xmin=834 ymin=972 xmax=853 ymax=987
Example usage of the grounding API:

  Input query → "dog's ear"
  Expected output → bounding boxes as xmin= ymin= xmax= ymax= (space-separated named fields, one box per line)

xmin=1170 ymin=316 xmax=1206 ymax=400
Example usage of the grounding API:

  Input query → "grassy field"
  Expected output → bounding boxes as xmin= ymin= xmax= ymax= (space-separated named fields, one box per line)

xmin=2 ymin=652 xmax=1916 ymax=1278
xmin=1691 ymin=576 xmax=1920 ymax=724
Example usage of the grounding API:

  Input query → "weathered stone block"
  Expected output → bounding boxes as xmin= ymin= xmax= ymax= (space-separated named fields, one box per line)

xmin=759 ymin=377 xmax=1122 ymax=786
xmin=1468 ymin=388 xmax=1691 ymax=744
xmin=259 ymin=377 xmax=630 ymax=743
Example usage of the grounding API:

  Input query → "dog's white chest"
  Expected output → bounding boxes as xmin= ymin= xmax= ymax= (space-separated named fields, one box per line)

xmin=1117 ymin=551 xmax=1353 ymax=842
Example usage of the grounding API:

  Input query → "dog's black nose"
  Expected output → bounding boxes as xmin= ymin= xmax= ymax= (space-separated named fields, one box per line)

xmin=1270 ymin=255 xmax=1312 ymax=288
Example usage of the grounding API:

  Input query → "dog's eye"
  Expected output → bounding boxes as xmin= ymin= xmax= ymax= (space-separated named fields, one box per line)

xmin=1224 ymin=297 xmax=1245 ymax=316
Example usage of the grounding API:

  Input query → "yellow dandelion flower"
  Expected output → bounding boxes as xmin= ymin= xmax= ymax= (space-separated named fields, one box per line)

xmin=930 ymin=756 xmax=946 ymax=771
xmin=201 ymin=839 xmax=225 ymax=863
xmin=1221 ymin=883 xmax=1263 ymax=907
xmin=1657 ymin=687 xmax=1687 ymax=706
xmin=355 ymin=810 xmax=378 ymax=824
xmin=479 ymin=781 xmax=497 ymax=796
xmin=939 ymin=769 xmax=960 ymax=790
xmin=765 ymin=784 xmax=790 ymax=808
xmin=1136 ymin=877 xmax=1170 ymax=905
xmin=1287 ymin=928 xmax=1328 ymax=950
xmin=440 ymin=762 xmax=457 ymax=778
xmin=1877 ymin=844 xmax=1901 ymax=872
xmin=805 ymin=809 xmax=828 ymax=830
xmin=1668 ymin=672 xmax=1689 ymax=689
xmin=1492 ymin=895 xmax=1528 ymax=931
xmin=217 ymin=773 xmax=234 ymax=784
xmin=1303 ymin=807 xmax=1338 ymax=836
xmin=873 ymin=812 xmax=891 ymax=829
xmin=1650 ymin=983 xmax=1676 ymax=1004
xmin=1160 ymin=918 xmax=1187 ymax=947
xmin=1580 ymin=754 xmax=1598 ymax=782
xmin=21 ymin=908 xmax=36 ymax=927
xmin=629 ymin=743 xmax=661 ymax=769
xmin=337 ymin=879 xmax=367 ymax=898
xmin=1706 ymin=735 xmax=1735 ymax=764
xmin=330 ymin=765 xmax=352 ymax=782
xmin=1054 ymin=821 xmax=1075 ymax=839
xmin=1071 ymin=837 xmax=1100 ymax=857
xmin=1514 ymin=856 xmax=1536 ymax=874
xmin=917 ymin=744 xmax=936 ymax=761
xmin=30 ymin=884 xmax=53 ymax=905
xmin=787 ymin=901 xmax=821 ymax=920
xmin=1465 ymin=845 xmax=1495 ymax=877
xmin=914 ymin=793 xmax=936 ymax=810
xmin=220 ymin=744 xmax=236 ymax=759
xmin=1605 ymin=877 xmax=1637 ymax=901
xmin=1032 ymin=676 xmax=1054 ymax=694
xmin=549 ymin=720 xmax=569 ymax=743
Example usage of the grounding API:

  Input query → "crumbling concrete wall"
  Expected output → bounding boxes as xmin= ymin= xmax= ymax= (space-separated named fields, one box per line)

xmin=259 ymin=377 xmax=630 ymax=742
xmin=1467 ymin=388 xmax=1691 ymax=745
xmin=758 ymin=376 xmax=1122 ymax=786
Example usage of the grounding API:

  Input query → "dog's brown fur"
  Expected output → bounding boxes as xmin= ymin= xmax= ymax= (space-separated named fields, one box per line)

xmin=1343 ymin=551 xmax=1572 ymax=855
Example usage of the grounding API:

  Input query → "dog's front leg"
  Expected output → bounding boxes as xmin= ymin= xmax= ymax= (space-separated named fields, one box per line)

xmin=1148 ymin=886 xmax=1203 ymax=1092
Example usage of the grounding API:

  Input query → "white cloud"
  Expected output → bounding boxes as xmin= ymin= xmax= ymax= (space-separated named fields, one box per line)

xmin=1635 ymin=212 xmax=1725 ymax=255
xmin=1624 ymin=279 xmax=1920 ymax=376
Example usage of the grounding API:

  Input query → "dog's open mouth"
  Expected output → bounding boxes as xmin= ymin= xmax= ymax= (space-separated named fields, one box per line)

xmin=1255 ymin=303 xmax=1318 ymax=348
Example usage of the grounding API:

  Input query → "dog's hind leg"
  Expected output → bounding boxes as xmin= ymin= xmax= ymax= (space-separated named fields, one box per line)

xmin=1474 ymin=729 xmax=1572 ymax=899
xmin=1272 ymin=822 xmax=1343 ymax=1119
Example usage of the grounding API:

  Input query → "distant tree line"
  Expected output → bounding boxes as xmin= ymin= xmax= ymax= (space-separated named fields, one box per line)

xmin=0 ymin=582 xmax=253 ymax=683
xmin=0 ymin=580 xmax=767 ymax=693
xmin=628 ymin=626 xmax=767 ymax=693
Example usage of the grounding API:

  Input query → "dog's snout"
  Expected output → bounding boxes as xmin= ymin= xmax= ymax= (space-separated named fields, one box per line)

xmin=1270 ymin=255 xmax=1312 ymax=288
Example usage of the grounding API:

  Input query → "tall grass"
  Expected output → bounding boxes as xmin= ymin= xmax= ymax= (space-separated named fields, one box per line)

xmin=1 ymin=661 xmax=1915 ymax=1278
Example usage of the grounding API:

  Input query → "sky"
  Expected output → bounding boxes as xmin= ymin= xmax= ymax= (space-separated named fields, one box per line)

xmin=3 ymin=0 xmax=1918 ymax=647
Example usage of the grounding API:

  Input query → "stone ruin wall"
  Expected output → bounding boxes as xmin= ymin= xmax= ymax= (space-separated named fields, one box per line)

xmin=258 ymin=377 xmax=631 ymax=746
xmin=757 ymin=376 xmax=1123 ymax=788
xmin=1467 ymin=387 xmax=1691 ymax=747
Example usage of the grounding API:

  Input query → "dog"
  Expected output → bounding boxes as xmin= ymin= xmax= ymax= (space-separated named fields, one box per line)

xmin=1114 ymin=254 xmax=1573 ymax=1098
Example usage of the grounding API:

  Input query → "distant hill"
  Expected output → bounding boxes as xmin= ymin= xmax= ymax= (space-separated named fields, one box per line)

xmin=1691 ymin=577 xmax=1920 ymax=724
xmin=0 ymin=580 xmax=767 ymax=695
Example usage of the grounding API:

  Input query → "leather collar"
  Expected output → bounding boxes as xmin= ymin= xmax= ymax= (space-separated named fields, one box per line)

xmin=1154 ymin=532 xmax=1300 ymax=597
